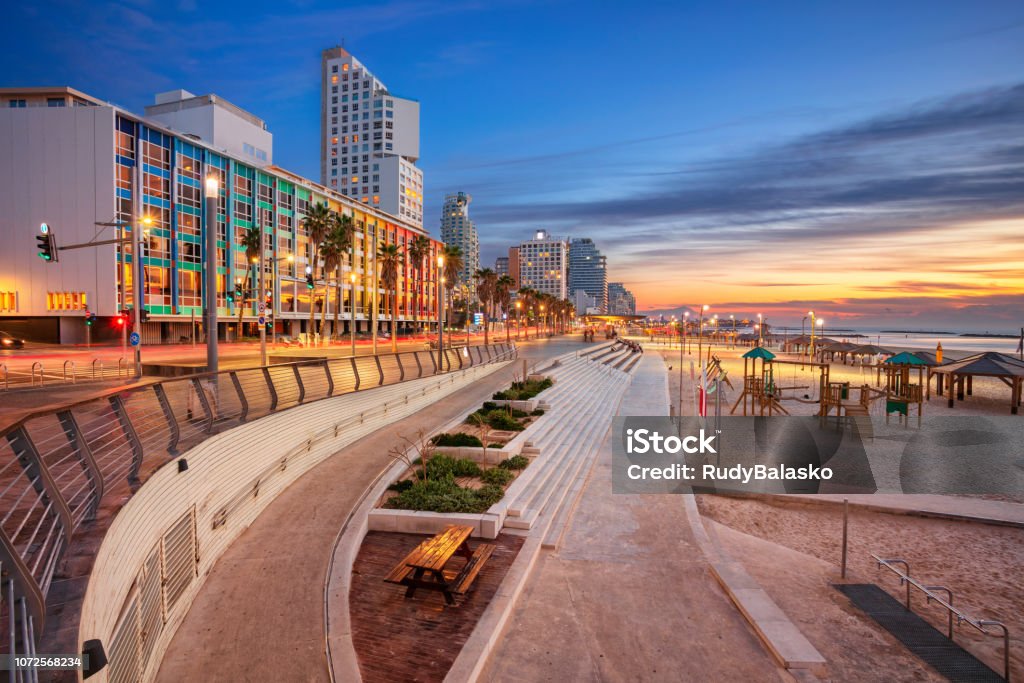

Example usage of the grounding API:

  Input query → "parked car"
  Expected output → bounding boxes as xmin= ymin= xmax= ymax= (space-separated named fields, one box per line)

xmin=0 ymin=331 xmax=25 ymax=349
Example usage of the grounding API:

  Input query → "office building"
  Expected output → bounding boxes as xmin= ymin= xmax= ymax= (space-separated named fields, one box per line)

xmin=572 ymin=289 xmax=602 ymax=315
xmin=607 ymin=282 xmax=636 ymax=316
xmin=0 ymin=86 xmax=442 ymax=344
xmin=495 ymin=256 xmax=509 ymax=278
xmin=518 ymin=230 xmax=568 ymax=299
xmin=320 ymin=47 xmax=423 ymax=227
xmin=568 ymin=238 xmax=607 ymax=312
xmin=507 ymin=247 xmax=520 ymax=289
xmin=439 ymin=192 xmax=479 ymax=300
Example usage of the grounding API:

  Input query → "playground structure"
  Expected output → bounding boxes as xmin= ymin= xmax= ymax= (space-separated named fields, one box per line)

xmin=731 ymin=348 xmax=833 ymax=416
xmin=880 ymin=353 xmax=927 ymax=425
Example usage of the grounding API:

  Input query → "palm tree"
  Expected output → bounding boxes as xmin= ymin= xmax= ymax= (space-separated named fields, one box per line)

xmin=301 ymin=202 xmax=331 ymax=342
xmin=378 ymin=243 xmax=403 ymax=353
xmin=442 ymin=245 xmax=463 ymax=331
xmin=236 ymin=225 xmax=262 ymax=338
xmin=408 ymin=235 xmax=430 ymax=337
xmin=517 ymin=287 xmax=536 ymax=340
xmin=320 ymin=212 xmax=353 ymax=340
xmin=495 ymin=275 xmax=515 ymax=343
xmin=474 ymin=268 xmax=497 ymax=345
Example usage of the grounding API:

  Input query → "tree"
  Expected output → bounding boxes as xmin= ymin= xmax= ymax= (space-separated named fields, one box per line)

xmin=301 ymin=202 xmax=332 ymax=342
xmin=320 ymin=212 xmax=353 ymax=340
xmin=474 ymin=268 xmax=497 ymax=345
xmin=517 ymin=287 xmax=536 ymax=340
xmin=408 ymin=235 xmax=431 ymax=336
xmin=236 ymin=225 xmax=262 ymax=338
xmin=378 ymin=243 xmax=403 ymax=353
xmin=495 ymin=275 xmax=515 ymax=343
xmin=442 ymin=245 xmax=463 ymax=331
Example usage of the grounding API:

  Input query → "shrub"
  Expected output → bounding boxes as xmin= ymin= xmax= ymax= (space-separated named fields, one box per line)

xmin=531 ymin=408 xmax=546 ymax=416
xmin=387 ymin=479 xmax=414 ymax=493
xmin=384 ymin=475 xmax=504 ymax=513
xmin=510 ymin=408 xmax=530 ymax=418
xmin=481 ymin=467 xmax=515 ymax=486
xmin=499 ymin=455 xmax=530 ymax=470
xmin=492 ymin=377 xmax=553 ymax=401
xmin=431 ymin=432 xmax=483 ymax=448
xmin=487 ymin=443 xmax=503 ymax=448
xmin=481 ymin=401 xmax=499 ymax=411
xmin=486 ymin=409 xmax=524 ymax=431
xmin=425 ymin=454 xmax=482 ymax=479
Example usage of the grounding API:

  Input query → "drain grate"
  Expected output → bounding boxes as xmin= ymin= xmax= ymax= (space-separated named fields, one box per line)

xmin=835 ymin=584 xmax=1002 ymax=682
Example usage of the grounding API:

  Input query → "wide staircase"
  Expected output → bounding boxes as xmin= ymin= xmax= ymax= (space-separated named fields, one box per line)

xmin=495 ymin=343 xmax=639 ymax=548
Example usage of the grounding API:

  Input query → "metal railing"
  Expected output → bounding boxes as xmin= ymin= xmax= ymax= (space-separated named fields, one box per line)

xmin=0 ymin=342 xmax=516 ymax=664
xmin=874 ymin=554 xmax=1011 ymax=680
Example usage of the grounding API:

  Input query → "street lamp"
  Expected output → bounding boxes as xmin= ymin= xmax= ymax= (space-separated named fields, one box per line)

xmin=540 ymin=304 xmax=546 ymax=338
xmin=515 ymin=300 xmax=522 ymax=341
xmin=204 ymin=175 xmax=219 ymax=376
xmin=698 ymin=304 xmax=709 ymax=361
xmin=757 ymin=313 xmax=763 ymax=347
xmin=808 ymin=310 xmax=816 ymax=358
xmin=268 ymin=253 xmax=294 ymax=348
xmin=437 ymin=254 xmax=445 ymax=372
xmin=349 ymin=271 xmax=357 ymax=356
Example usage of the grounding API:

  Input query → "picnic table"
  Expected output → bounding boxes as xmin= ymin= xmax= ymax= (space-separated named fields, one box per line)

xmin=384 ymin=524 xmax=495 ymax=605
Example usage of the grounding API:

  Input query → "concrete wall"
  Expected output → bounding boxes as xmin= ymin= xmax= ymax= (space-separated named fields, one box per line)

xmin=0 ymin=106 xmax=117 ymax=321
xmin=77 ymin=359 xmax=510 ymax=682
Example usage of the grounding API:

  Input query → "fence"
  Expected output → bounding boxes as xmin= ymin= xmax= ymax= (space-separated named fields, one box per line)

xmin=0 ymin=342 xmax=516 ymax=675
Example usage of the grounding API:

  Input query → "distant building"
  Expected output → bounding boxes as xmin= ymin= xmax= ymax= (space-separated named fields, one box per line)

xmin=320 ymin=46 xmax=423 ymax=226
xmin=145 ymin=89 xmax=272 ymax=167
xmin=508 ymin=247 xmax=521 ymax=289
xmin=568 ymin=238 xmax=607 ymax=313
xmin=571 ymin=289 xmax=602 ymax=315
xmin=495 ymin=256 xmax=509 ymax=278
xmin=518 ymin=230 xmax=568 ymax=299
xmin=607 ymin=282 xmax=636 ymax=316
xmin=439 ymin=192 xmax=479 ymax=300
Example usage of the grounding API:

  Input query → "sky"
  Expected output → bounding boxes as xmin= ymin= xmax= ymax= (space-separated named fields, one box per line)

xmin=3 ymin=0 xmax=1023 ymax=331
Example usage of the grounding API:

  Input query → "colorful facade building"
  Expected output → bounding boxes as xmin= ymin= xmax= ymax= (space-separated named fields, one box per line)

xmin=0 ymin=86 xmax=442 ymax=344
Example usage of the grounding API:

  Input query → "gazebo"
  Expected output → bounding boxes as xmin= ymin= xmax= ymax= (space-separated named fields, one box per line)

xmin=819 ymin=341 xmax=860 ymax=364
xmin=930 ymin=352 xmax=1024 ymax=414
xmin=850 ymin=344 xmax=893 ymax=364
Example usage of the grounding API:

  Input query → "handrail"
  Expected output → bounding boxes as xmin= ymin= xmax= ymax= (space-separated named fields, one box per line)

xmin=91 ymin=358 xmax=103 ymax=379
xmin=63 ymin=360 xmax=76 ymax=384
xmin=31 ymin=361 xmax=43 ymax=387
xmin=0 ymin=363 xmax=6 ymax=391
xmin=117 ymin=357 xmax=127 ymax=377
xmin=873 ymin=554 xmax=1011 ymax=680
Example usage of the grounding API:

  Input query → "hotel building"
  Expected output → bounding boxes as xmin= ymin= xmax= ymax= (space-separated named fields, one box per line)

xmin=439 ymin=192 xmax=479 ymax=300
xmin=607 ymin=282 xmax=637 ymax=316
xmin=0 ymin=86 xmax=442 ymax=344
xmin=518 ymin=230 xmax=568 ymax=299
xmin=320 ymin=47 xmax=424 ymax=227
xmin=567 ymin=238 xmax=607 ymax=313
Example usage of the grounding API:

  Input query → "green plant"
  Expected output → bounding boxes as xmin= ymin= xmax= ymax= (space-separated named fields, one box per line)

xmin=510 ymin=408 xmax=530 ymax=418
xmin=383 ymin=475 xmax=504 ymax=513
xmin=387 ymin=479 xmax=414 ymax=493
xmin=485 ymin=409 xmax=524 ymax=431
xmin=499 ymin=455 xmax=530 ymax=470
xmin=481 ymin=467 xmax=515 ymax=486
xmin=425 ymin=454 xmax=482 ymax=479
xmin=431 ymin=432 xmax=483 ymax=448
xmin=531 ymin=408 xmax=546 ymax=416
xmin=488 ymin=443 xmax=503 ymax=448
xmin=492 ymin=377 xmax=553 ymax=401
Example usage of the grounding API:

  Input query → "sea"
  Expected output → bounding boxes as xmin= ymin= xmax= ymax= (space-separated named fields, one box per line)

xmin=779 ymin=328 xmax=1022 ymax=355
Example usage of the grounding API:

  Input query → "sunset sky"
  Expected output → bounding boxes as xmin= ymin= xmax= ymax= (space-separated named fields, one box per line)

xmin=4 ymin=0 xmax=1022 ymax=330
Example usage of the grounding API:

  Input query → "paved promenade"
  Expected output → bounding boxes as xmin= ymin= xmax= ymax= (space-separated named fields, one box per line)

xmin=155 ymin=340 xmax=574 ymax=682
xmin=485 ymin=354 xmax=785 ymax=682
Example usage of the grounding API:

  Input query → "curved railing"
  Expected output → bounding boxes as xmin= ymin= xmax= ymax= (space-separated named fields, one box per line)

xmin=0 ymin=342 xmax=516 ymax=667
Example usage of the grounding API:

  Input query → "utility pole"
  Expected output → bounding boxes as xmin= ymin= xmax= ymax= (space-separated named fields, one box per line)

xmin=131 ymin=165 xmax=144 ymax=379
xmin=259 ymin=212 xmax=267 ymax=367
xmin=437 ymin=254 xmax=445 ymax=372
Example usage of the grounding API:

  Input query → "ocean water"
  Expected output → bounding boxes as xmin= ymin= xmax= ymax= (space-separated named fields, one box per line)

xmin=819 ymin=330 xmax=1021 ymax=354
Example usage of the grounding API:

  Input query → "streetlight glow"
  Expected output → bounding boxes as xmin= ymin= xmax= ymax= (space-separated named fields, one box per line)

xmin=205 ymin=176 xmax=219 ymax=197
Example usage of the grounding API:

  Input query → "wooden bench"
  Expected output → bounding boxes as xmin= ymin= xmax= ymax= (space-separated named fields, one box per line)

xmin=384 ymin=524 xmax=495 ymax=605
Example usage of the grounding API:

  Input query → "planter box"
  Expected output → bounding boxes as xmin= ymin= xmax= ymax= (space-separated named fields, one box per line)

xmin=367 ymin=508 xmax=503 ymax=538
xmin=430 ymin=445 xmax=516 ymax=465
xmin=487 ymin=399 xmax=538 ymax=412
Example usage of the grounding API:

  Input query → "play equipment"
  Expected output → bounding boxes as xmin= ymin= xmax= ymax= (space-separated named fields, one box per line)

xmin=881 ymin=352 xmax=927 ymax=425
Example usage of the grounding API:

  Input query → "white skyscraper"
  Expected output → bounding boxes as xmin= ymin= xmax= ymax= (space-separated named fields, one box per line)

xmin=321 ymin=46 xmax=424 ymax=227
xmin=518 ymin=230 xmax=568 ymax=299
xmin=440 ymin=192 xmax=479 ymax=300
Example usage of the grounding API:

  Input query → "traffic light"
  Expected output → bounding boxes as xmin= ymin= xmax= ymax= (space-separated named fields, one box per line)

xmin=84 ymin=310 xmax=96 ymax=326
xmin=234 ymin=279 xmax=244 ymax=301
xmin=305 ymin=266 xmax=314 ymax=289
xmin=116 ymin=313 xmax=126 ymax=327
xmin=140 ymin=308 xmax=150 ymax=323
xmin=36 ymin=223 xmax=58 ymax=262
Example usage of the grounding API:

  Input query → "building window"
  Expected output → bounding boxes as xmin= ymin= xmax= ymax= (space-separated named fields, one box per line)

xmin=8 ymin=99 xmax=26 ymax=108
xmin=0 ymin=291 xmax=17 ymax=311
xmin=47 ymin=291 xmax=87 ymax=310
xmin=47 ymin=98 xmax=66 ymax=107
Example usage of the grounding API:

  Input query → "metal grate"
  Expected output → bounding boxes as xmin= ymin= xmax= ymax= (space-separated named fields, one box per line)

xmin=836 ymin=584 xmax=1003 ymax=681
xmin=162 ymin=507 xmax=196 ymax=614
xmin=107 ymin=594 xmax=140 ymax=683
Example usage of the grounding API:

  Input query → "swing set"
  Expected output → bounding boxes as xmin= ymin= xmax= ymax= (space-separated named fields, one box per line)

xmin=731 ymin=347 xmax=833 ymax=416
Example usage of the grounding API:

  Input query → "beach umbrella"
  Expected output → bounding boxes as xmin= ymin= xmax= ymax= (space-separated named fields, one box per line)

xmin=884 ymin=351 xmax=929 ymax=366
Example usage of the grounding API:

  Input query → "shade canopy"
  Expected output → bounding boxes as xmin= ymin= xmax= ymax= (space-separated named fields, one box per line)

xmin=931 ymin=352 xmax=1024 ymax=378
xmin=822 ymin=341 xmax=860 ymax=352
xmin=743 ymin=347 xmax=776 ymax=360
xmin=885 ymin=351 xmax=930 ymax=366
xmin=852 ymin=344 xmax=893 ymax=355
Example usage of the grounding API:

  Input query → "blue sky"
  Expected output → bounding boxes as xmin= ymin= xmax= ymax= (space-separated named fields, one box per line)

xmin=3 ymin=0 xmax=1023 ymax=328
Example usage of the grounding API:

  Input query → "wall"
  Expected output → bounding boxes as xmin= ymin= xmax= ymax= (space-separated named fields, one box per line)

xmin=0 ymin=106 xmax=117 ymax=320
xmin=77 ymin=358 xmax=510 ymax=682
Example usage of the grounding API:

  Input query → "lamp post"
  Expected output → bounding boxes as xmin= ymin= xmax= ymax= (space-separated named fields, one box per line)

xmin=132 ymin=214 xmax=152 ymax=379
xmin=713 ymin=314 xmax=719 ymax=344
xmin=437 ymin=254 xmax=445 ymax=372
xmin=698 ymin=304 xmax=709 ymax=361
xmin=349 ymin=272 xmax=357 ymax=356
xmin=204 ymin=175 xmax=219 ymax=376
xmin=515 ymin=301 xmax=522 ymax=341
xmin=540 ymin=304 xmax=546 ymax=338
xmin=730 ymin=314 xmax=735 ymax=348
xmin=817 ymin=318 xmax=825 ymax=347
xmin=808 ymin=310 xmax=816 ymax=358
xmin=757 ymin=313 xmax=763 ymax=347
xmin=684 ymin=311 xmax=690 ymax=354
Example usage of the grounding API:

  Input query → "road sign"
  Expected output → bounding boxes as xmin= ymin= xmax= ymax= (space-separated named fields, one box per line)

xmin=129 ymin=332 xmax=141 ymax=346
xmin=258 ymin=316 xmax=266 ymax=326
xmin=258 ymin=301 xmax=266 ymax=313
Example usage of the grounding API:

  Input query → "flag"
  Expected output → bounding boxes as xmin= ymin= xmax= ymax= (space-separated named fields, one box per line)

xmin=699 ymin=362 xmax=708 ymax=417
